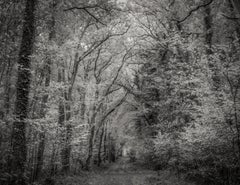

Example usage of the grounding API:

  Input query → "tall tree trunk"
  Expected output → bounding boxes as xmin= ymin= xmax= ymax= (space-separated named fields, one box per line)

xmin=97 ymin=124 xmax=105 ymax=166
xmin=61 ymin=101 xmax=72 ymax=173
xmin=85 ymin=87 xmax=99 ymax=170
xmin=33 ymin=0 xmax=56 ymax=180
xmin=32 ymin=60 xmax=51 ymax=181
xmin=204 ymin=3 xmax=213 ymax=55
xmin=203 ymin=1 xmax=221 ymax=92
xmin=227 ymin=0 xmax=240 ymax=163
xmin=57 ymin=66 xmax=72 ymax=174
xmin=11 ymin=0 xmax=37 ymax=184
xmin=58 ymin=68 xmax=67 ymax=173
xmin=85 ymin=125 xmax=95 ymax=170
xmin=50 ymin=144 xmax=57 ymax=176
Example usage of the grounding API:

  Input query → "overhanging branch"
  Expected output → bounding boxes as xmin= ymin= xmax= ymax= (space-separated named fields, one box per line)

xmin=64 ymin=5 xmax=107 ymax=26
xmin=174 ymin=0 xmax=214 ymax=23
xmin=95 ymin=92 xmax=128 ymax=135
xmin=64 ymin=5 xmax=99 ymax=11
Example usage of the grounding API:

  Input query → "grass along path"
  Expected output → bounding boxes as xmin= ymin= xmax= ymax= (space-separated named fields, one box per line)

xmin=56 ymin=158 xmax=194 ymax=185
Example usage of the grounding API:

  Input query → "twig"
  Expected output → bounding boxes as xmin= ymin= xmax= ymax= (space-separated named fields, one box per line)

xmin=222 ymin=14 xmax=239 ymax=20
xmin=64 ymin=5 xmax=99 ymax=11
xmin=83 ymin=8 xmax=107 ymax=26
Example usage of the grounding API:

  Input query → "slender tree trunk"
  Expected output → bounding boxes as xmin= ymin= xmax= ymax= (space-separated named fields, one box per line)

xmin=85 ymin=87 xmax=99 ymax=170
xmin=97 ymin=125 xmax=105 ymax=166
xmin=33 ymin=61 xmax=51 ymax=180
xmin=80 ymin=87 xmax=86 ymax=121
xmin=57 ymin=66 xmax=72 ymax=174
xmin=108 ymin=133 xmax=111 ymax=163
xmin=50 ymin=144 xmax=57 ymax=176
xmin=204 ymin=1 xmax=221 ymax=92
xmin=103 ymin=123 xmax=108 ymax=162
xmin=33 ymin=0 xmax=56 ymax=180
xmin=204 ymin=3 xmax=213 ymax=55
xmin=11 ymin=0 xmax=37 ymax=184
xmin=58 ymin=68 xmax=67 ymax=173
xmin=85 ymin=125 xmax=95 ymax=170
xmin=226 ymin=0 xmax=240 ymax=162
xmin=61 ymin=101 xmax=72 ymax=173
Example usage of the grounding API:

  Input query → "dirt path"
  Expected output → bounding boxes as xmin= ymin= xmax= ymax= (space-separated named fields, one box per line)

xmin=57 ymin=158 xmax=194 ymax=185
xmin=88 ymin=158 xmax=156 ymax=185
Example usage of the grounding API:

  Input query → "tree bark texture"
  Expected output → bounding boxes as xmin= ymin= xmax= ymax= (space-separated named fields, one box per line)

xmin=33 ymin=0 xmax=57 ymax=180
xmin=11 ymin=0 xmax=37 ymax=184
xmin=97 ymin=125 xmax=105 ymax=166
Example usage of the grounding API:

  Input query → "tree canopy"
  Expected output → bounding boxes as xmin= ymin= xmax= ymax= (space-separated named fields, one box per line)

xmin=0 ymin=0 xmax=240 ymax=185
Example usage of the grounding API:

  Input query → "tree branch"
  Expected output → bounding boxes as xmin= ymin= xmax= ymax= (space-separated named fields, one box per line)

xmin=104 ymin=48 xmax=132 ymax=96
xmin=64 ymin=5 xmax=107 ymax=26
xmin=95 ymin=92 xmax=128 ymax=135
xmin=174 ymin=0 xmax=214 ymax=23
xmin=64 ymin=5 xmax=99 ymax=11
xmin=83 ymin=8 xmax=107 ymax=26
xmin=93 ymin=48 xmax=102 ymax=83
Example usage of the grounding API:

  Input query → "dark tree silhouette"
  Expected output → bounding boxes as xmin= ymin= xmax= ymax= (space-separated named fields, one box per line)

xmin=11 ymin=0 xmax=37 ymax=184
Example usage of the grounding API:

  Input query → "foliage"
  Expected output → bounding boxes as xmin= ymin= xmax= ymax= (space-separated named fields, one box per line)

xmin=0 ymin=0 xmax=240 ymax=185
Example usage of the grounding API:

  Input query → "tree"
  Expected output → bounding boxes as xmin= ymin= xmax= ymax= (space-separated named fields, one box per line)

xmin=11 ymin=0 xmax=37 ymax=184
xmin=231 ymin=0 xmax=240 ymax=15
xmin=1 ymin=0 xmax=240 ymax=184
xmin=32 ymin=0 xmax=57 ymax=181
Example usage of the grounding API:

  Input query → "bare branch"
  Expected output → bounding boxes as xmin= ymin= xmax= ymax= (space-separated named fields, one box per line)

xmin=83 ymin=8 xmax=107 ymax=26
xmin=69 ymin=36 xmax=110 ymax=91
xmin=222 ymin=14 xmax=240 ymax=26
xmin=116 ymin=82 xmax=140 ymax=98
xmin=93 ymin=48 xmax=102 ymax=82
xmin=222 ymin=13 xmax=239 ymax=20
xmin=69 ymin=27 xmax=130 ymax=92
xmin=174 ymin=0 xmax=214 ymax=23
xmin=104 ymin=48 xmax=133 ymax=96
xmin=95 ymin=92 xmax=128 ymax=135
xmin=106 ymin=86 xmax=122 ymax=95
xmin=64 ymin=5 xmax=99 ymax=11
xmin=97 ymin=56 xmax=113 ymax=78
xmin=64 ymin=5 xmax=107 ymax=26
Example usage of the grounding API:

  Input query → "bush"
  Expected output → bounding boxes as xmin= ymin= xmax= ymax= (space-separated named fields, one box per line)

xmin=127 ymin=149 xmax=136 ymax=163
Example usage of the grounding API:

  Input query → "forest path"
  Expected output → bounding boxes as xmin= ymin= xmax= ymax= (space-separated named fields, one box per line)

xmin=57 ymin=157 xmax=193 ymax=185
xmin=85 ymin=157 xmax=193 ymax=185
xmin=88 ymin=157 xmax=157 ymax=185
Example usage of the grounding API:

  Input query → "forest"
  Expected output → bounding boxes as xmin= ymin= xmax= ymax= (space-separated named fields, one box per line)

xmin=0 ymin=0 xmax=240 ymax=185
